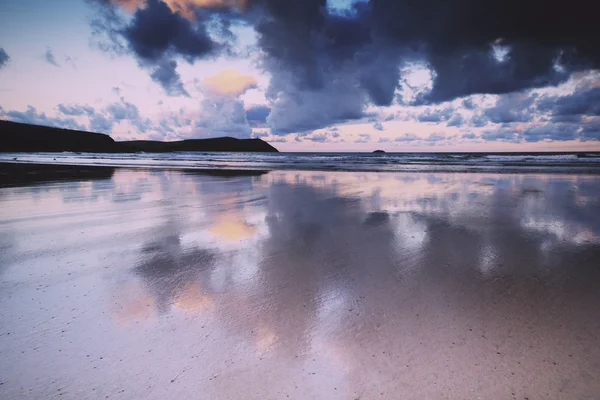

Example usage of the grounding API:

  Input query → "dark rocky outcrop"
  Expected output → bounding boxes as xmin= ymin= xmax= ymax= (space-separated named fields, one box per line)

xmin=0 ymin=120 xmax=116 ymax=153
xmin=115 ymin=137 xmax=278 ymax=152
xmin=0 ymin=120 xmax=279 ymax=153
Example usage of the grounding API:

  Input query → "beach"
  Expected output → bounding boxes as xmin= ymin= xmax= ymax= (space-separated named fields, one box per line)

xmin=1 ymin=164 xmax=599 ymax=399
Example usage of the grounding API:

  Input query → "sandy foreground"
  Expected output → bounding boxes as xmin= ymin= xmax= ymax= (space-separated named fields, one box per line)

xmin=1 ymin=165 xmax=599 ymax=400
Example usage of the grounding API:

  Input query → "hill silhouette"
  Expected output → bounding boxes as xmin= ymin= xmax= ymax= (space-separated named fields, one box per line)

xmin=0 ymin=120 xmax=278 ymax=153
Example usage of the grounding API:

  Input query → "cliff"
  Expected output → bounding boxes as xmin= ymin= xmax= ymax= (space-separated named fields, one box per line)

xmin=0 ymin=120 xmax=116 ymax=152
xmin=0 ymin=120 xmax=279 ymax=153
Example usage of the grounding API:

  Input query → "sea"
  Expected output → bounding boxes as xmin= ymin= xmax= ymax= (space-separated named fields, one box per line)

xmin=2 ymin=151 xmax=600 ymax=173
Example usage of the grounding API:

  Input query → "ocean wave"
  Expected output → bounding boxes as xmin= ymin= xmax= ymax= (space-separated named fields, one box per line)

xmin=2 ymin=151 xmax=600 ymax=173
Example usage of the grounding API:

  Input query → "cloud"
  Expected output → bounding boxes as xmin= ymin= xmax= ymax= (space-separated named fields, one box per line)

xmin=89 ymin=0 xmax=223 ymax=95
xmin=246 ymin=1 xmax=375 ymax=134
xmin=309 ymin=132 xmax=329 ymax=142
xmin=204 ymin=69 xmax=257 ymax=96
xmin=106 ymin=0 xmax=146 ymax=12
xmin=480 ymin=128 xmax=518 ymax=142
xmin=538 ymin=87 xmax=600 ymax=118
xmin=84 ymin=0 xmax=600 ymax=135
xmin=416 ymin=107 xmax=453 ymax=123
xmin=520 ymin=124 xmax=578 ymax=142
xmin=252 ymin=130 xmax=268 ymax=138
xmin=266 ymin=68 xmax=367 ymax=134
xmin=372 ymin=121 xmax=384 ymax=131
xmin=106 ymin=97 xmax=153 ymax=132
xmin=249 ymin=0 xmax=600 ymax=111
xmin=65 ymin=56 xmax=78 ymax=69
xmin=461 ymin=132 xmax=477 ymax=139
xmin=378 ymin=137 xmax=390 ymax=143
xmin=424 ymin=133 xmax=446 ymax=143
xmin=0 ymin=48 xmax=10 ymax=69
xmin=106 ymin=98 xmax=140 ymax=120
xmin=395 ymin=133 xmax=418 ymax=142
xmin=89 ymin=113 xmax=115 ymax=132
xmin=446 ymin=114 xmax=463 ymax=127
xmin=550 ymin=114 xmax=582 ymax=124
xmin=123 ymin=0 xmax=217 ymax=61
xmin=245 ymin=105 xmax=270 ymax=126
xmin=162 ymin=0 xmax=247 ymax=20
xmin=462 ymin=98 xmax=476 ymax=110
xmin=470 ymin=114 xmax=489 ymax=128
xmin=354 ymin=133 xmax=371 ymax=143
xmin=484 ymin=93 xmax=537 ymax=123
xmin=415 ymin=45 xmax=566 ymax=105
xmin=1 ymin=106 xmax=87 ymax=131
xmin=150 ymin=59 xmax=189 ymax=96
xmin=57 ymin=104 xmax=96 ymax=116
xmin=44 ymin=48 xmax=60 ymax=67
xmin=193 ymin=95 xmax=252 ymax=138
xmin=54 ymin=98 xmax=151 ymax=134
xmin=580 ymin=120 xmax=600 ymax=141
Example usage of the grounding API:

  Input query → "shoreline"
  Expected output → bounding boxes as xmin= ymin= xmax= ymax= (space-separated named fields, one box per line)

xmin=3 ymin=159 xmax=600 ymax=175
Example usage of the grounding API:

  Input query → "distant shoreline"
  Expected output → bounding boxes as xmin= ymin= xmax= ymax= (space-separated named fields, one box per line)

xmin=0 ymin=120 xmax=279 ymax=153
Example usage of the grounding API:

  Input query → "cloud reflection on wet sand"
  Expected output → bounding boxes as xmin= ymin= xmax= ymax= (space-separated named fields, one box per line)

xmin=0 ymin=168 xmax=599 ymax=399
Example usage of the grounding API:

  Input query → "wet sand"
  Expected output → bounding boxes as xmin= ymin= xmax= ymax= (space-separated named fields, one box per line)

xmin=1 ymin=165 xmax=599 ymax=399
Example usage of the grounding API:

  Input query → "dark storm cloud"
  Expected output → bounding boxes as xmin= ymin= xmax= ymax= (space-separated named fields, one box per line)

xmin=250 ymin=0 xmax=600 ymax=112
xmin=580 ymin=121 xmax=600 ymax=141
xmin=88 ymin=0 xmax=222 ymax=96
xmin=414 ymin=46 xmax=566 ymax=105
xmin=0 ymin=48 xmax=9 ymax=68
xmin=122 ymin=0 xmax=216 ymax=62
xmin=245 ymin=105 xmax=271 ymax=126
xmin=537 ymin=88 xmax=600 ymax=117
xmin=483 ymin=93 xmax=537 ymax=124
xmin=44 ymin=48 xmax=60 ymax=67
xmin=88 ymin=0 xmax=600 ymax=133
xmin=550 ymin=114 xmax=582 ymax=124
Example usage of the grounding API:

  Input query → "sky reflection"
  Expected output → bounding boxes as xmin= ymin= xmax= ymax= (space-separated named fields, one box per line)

xmin=1 ymin=168 xmax=600 ymax=399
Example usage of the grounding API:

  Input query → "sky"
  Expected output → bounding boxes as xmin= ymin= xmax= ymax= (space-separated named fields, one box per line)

xmin=1 ymin=0 xmax=600 ymax=152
